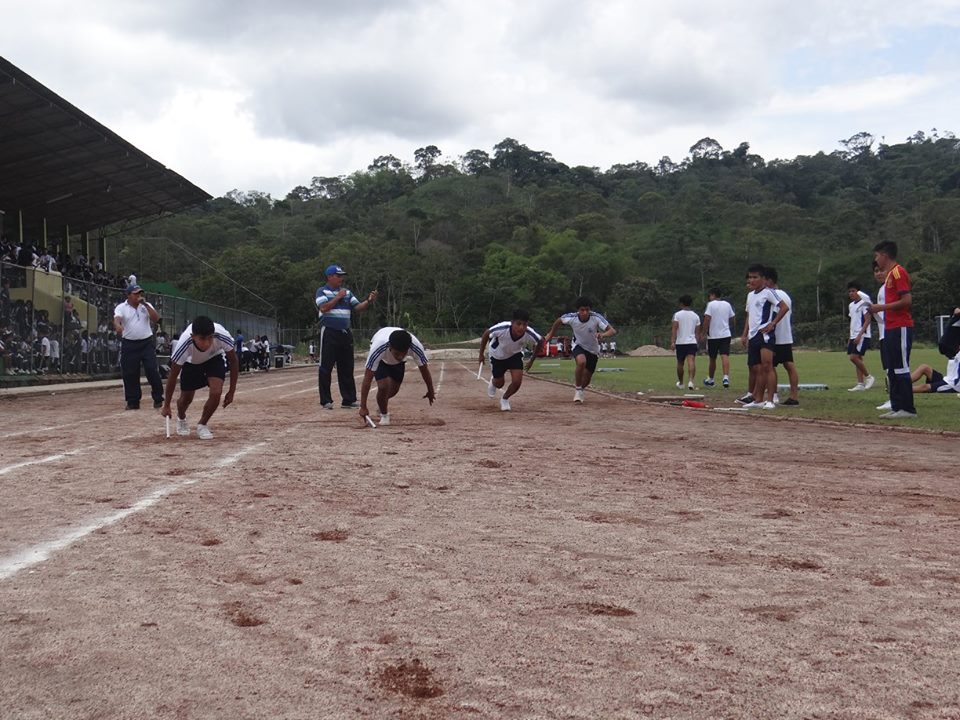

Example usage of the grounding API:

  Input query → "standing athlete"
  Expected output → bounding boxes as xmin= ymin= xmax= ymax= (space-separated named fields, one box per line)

xmin=543 ymin=296 xmax=617 ymax=403
xmin=869 ymin=241 xmax=917 ymax=419
xmin=739 ymin=264 xmax=788 ymax=409
xmin=702 ymin=288 xmax=735 ymax=388
xmin=113 ymin=284 xmax=164 ymax=410
xmin=670 ymin=295 xmax=700 ymax=390
xmin=161 ymin=316 xmax=239 ymax=440
xmin=359 ymin=327 xmax=435 ymax=426
xmin=315 ymin=264 xmax=377 ymax=409
xmin=478 ymin=309 xmax=542 ymax=412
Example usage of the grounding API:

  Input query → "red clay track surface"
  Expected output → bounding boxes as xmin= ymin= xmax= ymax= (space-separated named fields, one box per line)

xmin=1 ymin=361 xmax=958 ymax=719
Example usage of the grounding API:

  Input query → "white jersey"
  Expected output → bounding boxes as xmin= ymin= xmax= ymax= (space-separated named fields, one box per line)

xmin=560 ymin=311 xmax=610 ymax=355
xmin=875 ymin=284 xmax=886 ymax=340
xmin=704 ymin=299 xmax=735 ymax=339
xmin=745 ymin=287 xmax=782 ymax=339
xmin=848 ymin=291 xmax=872 ymax=339
xmin=672 ymin=309 xmax=700 ymax=345
xmin=365 ymin=327 xmax=428 ymax=369
xmin=486 ymin=321 xmax=543 ymax=360
xmin=171 ymin=322 xmax=235 ymax=365
xmin=773 ymin=289 xmax=794 ymax=345
xmin=941 ymin=352 xmax=960 ymax=391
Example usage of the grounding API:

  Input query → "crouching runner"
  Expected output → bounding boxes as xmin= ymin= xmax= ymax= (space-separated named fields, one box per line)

xmin=161 ymin=316 xmax=239 ymax=440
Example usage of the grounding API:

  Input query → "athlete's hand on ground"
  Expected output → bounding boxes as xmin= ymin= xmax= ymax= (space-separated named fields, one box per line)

xmin=424 ymin=389 xmax=435 ymax=405
xmin=223 ymin=390 xmax=235 ymax=408
xmin=160 ymin=404 xmax=172 ymax=418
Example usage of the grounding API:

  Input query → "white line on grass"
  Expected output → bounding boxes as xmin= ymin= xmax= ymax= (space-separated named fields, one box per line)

xmin=0 ymin=441 xmax=268 ymax=582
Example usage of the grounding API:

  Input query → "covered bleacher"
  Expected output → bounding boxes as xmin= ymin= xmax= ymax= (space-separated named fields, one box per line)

xmin=0 ymin=55 xmax=216 ymax=382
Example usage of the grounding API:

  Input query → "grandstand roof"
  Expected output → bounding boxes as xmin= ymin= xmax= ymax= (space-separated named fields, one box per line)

xmin=0 ymin=56 xmax=211 ymax=239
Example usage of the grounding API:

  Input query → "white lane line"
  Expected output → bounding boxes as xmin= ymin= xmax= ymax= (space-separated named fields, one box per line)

xmin=436 ymin=362 xmax=445 ymax=394
xmin=277 ymin=387 xmax=319 ymax=399
xmin=0 ymin=411 xmax=128 ymax=440
xmin=0 ymin=431 xmax=142 ymax=477
xmin=0 ymin=440 xmax=267 ymax=582
xmin=237 ymin=379 xmax=306 ymax=394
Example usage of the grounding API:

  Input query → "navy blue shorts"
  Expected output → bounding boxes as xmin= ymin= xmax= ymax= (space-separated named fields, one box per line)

xmin=491 ymin=352 xmax=523 ymax=379
xmin=675 ymin=343 xmax=697 ymax=361
xmin=572 ymin=346 xmax=599 ymax=373
xmin=180 ymin=355 xmax=227 ymax=391
xmin=930 ymin=370 xmax=957 ymax=393
xmin=847 ymin=337 xmax=871 ymax=356
xmin=747 ymin=333 xmax=774 ymax=367
xmin=374 ymin=360 xmax=405 ymax=384
xmin=707 ymin=337 xmax=731 ymax=359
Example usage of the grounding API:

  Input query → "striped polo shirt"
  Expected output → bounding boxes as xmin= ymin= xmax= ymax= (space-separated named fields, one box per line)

xmin=316 ymin=285 xmax=360 ymax=330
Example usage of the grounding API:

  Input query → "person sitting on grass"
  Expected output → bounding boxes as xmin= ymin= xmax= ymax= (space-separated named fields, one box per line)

xmin=161 ymin=316 xmax=239 ymax=440
xmin=912 ymin=307 xmax=960 ymax=395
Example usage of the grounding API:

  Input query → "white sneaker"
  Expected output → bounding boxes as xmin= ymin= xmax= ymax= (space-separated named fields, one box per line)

xmin=176 ymin=418 xmax=189 ymax=436
xmin=864 ymin=375 xmax=876 ymax=390
xmin=574 ymin=389 xmax=584 ymax=403
xmin=321 ymin=402 xmax=334 ymax=410
xmin=379 ymin=413 xmax=390 ymax=426
xmin=742 ymin=401 xmax=762 ymax=409
xmin=676 ymin=381 xmax=683 ymax=389
xmin=876 ymin=400 xmax=892 ymax=410
xmin=722 ymin=376 xmax=730 ymax=388
xmin=500 ymin=397 xmax=511 ymax=412
xmin=772 ymin=393 xmax=780 ymax=404
xmin=888 ymin=410 xmax=918 ymax=418
xmin=196 ymin=424 xmax=214 ymax=440
xmin=687 ymin=381 xmax=695 ymax=390
xmin=761 ymin=401 xmax=776 ymax=410
xmin=487 ymin=380 xmax=497 ymax=398
xmin=848 ymin=383 xmax=865 ymax=392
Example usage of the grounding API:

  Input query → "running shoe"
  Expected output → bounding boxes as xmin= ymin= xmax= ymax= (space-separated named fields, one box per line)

xmin=574 ymin=389 xmax=584 ymax=403
xmin=848 ymin=383 xmax=865 ymax=392
xmin=761 ymin=401 xmax=776 ymax=410
xmin=781 ymin=398 xmax=800 ymax=406
xmin=722 ymin=376 xmax=730 ymax=388
xmin=735 ymin=394 xmax=754 ymax=404
xmin=487 ymin=381 xmax=497 ymax=398
xmin=176 ymin=418 xmax=190 ymax=436
xmin=687 ymin=381 xmax=695 ymax=390
xmin=676 ymin=381 xmax=683 ymax=389
xmin=500 ymin=397 xmax=511 ymax=412
xmin=379 ymin=413 xmax=390 ymax=426
xmin=863 ymin=375 xmax=876 ymax=390
xmin=321 ymin=402 xmax=334 ymax=410
xmin=876 ymin=400 xmax=892 ymax=410
xmin=196 ymin=424 xmax=214 ymax=440
xmin=703 ymin=378 xmax=715 ymax=387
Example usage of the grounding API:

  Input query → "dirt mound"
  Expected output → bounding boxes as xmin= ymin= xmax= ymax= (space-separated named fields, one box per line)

xmin=628 ymin=344 xmax=673 ymax=357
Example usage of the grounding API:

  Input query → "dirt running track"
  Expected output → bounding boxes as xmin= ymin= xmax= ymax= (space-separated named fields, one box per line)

xmin=1 ymin=361 xmax=958 ymax=720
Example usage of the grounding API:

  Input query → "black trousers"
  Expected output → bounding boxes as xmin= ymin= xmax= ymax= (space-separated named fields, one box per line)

xmin=318 ymin=326 xmax=357 ymax=406
xmin=120 ymin=337 xmax=163 ymax=407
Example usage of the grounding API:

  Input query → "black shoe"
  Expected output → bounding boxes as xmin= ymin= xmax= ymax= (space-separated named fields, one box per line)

xmin=781 ymin=398 xmax=800 ymax=406
xmin=153 ymin=400 xmax=163 ymax=409
xmin=341 ymin=402 xmax=360 ymax=409
xmin=125 ymin=403 xmax=140 ymax=410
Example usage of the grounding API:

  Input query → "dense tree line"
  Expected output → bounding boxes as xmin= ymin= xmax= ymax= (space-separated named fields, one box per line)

xmin=119 ymin=130 xmax=960 ymax=344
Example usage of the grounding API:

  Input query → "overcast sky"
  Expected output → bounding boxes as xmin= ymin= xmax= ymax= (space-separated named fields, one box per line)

xmin=4 ymin=0 xmax=960 ymax=199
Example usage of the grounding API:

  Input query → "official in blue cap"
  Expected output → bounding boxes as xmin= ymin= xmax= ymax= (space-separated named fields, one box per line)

xmin=113 ymin=284 xmax=164 ymax=410
xmin=315 ymin=264 xmax=378 ymax=409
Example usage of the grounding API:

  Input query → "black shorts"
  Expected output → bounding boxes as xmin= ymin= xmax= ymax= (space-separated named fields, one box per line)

xmin=572 ymin=346 xmax=599 ymax=373
xmin=847 ymin=337 xmax=871 ymax=356
xmin=747 ymin=333 xmax=774 ymax=367
xmin=675 ymin=343 xmax=697 ymax=361
xmin=179 ymin=355 xmax=227 ymax=391
xmin=773 ymin=344 xmax=794 ymax=367
xmin=930 ymin=370 xmax=957 ymax=393
xmin=491 ymin=352 xmax=523 ymax=379
xmin=707 ymin=337 xmax=731 ymax=359
xmin=374 ymin=360 xmax=405 ymax=384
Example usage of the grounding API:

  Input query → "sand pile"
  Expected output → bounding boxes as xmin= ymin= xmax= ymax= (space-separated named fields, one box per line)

xmin=628 ymin=345 xmax=673 ymax=357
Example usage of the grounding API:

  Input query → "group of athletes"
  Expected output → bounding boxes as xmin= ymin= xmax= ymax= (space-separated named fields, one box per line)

xmin=112 ymin=241 xmax=958 ymax=438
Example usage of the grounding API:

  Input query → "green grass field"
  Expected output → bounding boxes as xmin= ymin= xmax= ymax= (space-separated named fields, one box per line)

xmin=529 ymin=348 xmax=958 ymax=431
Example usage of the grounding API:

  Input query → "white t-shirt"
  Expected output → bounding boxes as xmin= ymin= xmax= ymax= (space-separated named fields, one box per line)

xmin=773 ymin=289 xmax=794 ymax=345
xmin=170 ymin=322 xmax=235 ymax=365
xmin=560 ymin=311 xmax=610 ymax=355
xmin=745 ymin=287 xmax=783 ymax=339
xmin=113 ymin=300 xmax=154 ymax=341
xmin=672 ymin=309 xmax=700 ymax=345
xmin=875 ymin=285 xmax=886 ymax=340
xmin=40 ymin=336 xmax=51 ymax=357
xmin=486 ymin=321 xmax=543 ymax=360
xmin=704 ymin=299 xmax=735 ymax=340
xmin=941 ymin=352 xmax=960 ymax=391
xmin=50 ymin=339 xmax=60 ymax=359
xmin=848 ymin=291 xmax=872 ymax=339
xmin=365 ymin=327 xmax=428 ymax=369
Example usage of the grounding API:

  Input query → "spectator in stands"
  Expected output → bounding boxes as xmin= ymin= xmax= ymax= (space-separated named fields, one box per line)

xmin=49 ymin=329 xmax=60 ymax=373
xmin=38 ymin=249 xmax=56 ymax=272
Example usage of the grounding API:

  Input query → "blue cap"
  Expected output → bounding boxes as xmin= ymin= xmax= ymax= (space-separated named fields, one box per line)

xmin=125 ymin=284 xmax=143 ymax=294
xmin=325 ymin=264 xmax=346 ymax=276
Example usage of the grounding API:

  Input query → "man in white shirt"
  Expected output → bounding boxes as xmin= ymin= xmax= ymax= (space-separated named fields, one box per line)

xmin=846 ymin=281 xmax=876 ymax=392
xmin=161 ymin=316 xmax=238 ymax=440
xmin=766 ymin=267 xmax=799 ymax=405
xmin=872 ymin=262 xmax=892 ymax=410
xmin=359 ymin=327 xmax=435 ymax=426
xmin=113 ymin=284 xmax=164 ymax=410
xmin=702 ymin=288 xmax=735 ymax=388
xmin=543 ymin=296 xmax=617 ymax=403
xmin=478 ymin=309 xmax=542 ymax=411
xmin=670 ymin=295 xmax=700 ymax=390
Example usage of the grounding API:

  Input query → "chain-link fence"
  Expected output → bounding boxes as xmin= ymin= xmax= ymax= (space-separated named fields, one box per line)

xmin=1 ymin=261 xmax=277 ymax=378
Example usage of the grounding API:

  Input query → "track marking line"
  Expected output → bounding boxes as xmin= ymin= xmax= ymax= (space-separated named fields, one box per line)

xmin=0 ymin=441 xmax=268 ymax=582
xmin=0 ymin=431 xmax=142 ymax=477
xmin=0 ymin=411 xmax=128 ymax=440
